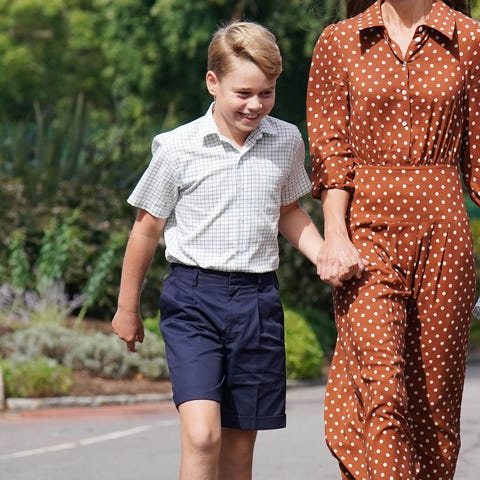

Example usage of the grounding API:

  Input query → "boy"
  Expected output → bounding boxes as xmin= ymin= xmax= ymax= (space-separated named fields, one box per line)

xmin=112 ymin=20 xmax=325 ymax=480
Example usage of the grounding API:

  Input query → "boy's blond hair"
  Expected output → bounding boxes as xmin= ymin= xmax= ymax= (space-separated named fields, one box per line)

xmin=207 ymin=21 xmax=282 ymax=80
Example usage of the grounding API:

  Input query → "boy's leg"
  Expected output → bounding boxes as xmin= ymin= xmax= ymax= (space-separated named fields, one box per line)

xmin=219 ymin=428 xmax=257 ymax=480
xmin=179 ymin=400 xmax=222 ymax=480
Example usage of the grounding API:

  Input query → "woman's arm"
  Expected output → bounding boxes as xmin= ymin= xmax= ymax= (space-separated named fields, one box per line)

xmin=318 ymin=188 xmax=366 ymax=287
xmin=306 ymin=25 xmax=366 ymax=286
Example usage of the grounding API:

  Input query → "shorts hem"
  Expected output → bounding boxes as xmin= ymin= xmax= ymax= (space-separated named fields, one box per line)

xmin=222 ymin=414 xmax=286 ymax=431
xmin=174 ymin=393 xmax=221 ymax=409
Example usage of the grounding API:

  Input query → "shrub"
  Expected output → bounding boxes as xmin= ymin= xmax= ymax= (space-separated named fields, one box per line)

xmin=136 ymin=332 xmax=168 ymax=379
xmin=0 ymin=323 xmax=169 ymax=382
xmin=0 ymin=323 xmax=77 ymax=360
xmin=1 ymin=357 xmax=74 ymax=398
xmin=470 ymin=218 xmax=480 ymax=349
xmin=63 ymin=331 xmax=137 ymax=379
xmin=284 ymin=308 xmax=325 ymax=380
xmin=62 ymin=331 xmax=168 ymax=380
xmin=143 ymin=314 xmax=161 ymax=337
xmin=300 ymin=308 xmax=338 ymax=358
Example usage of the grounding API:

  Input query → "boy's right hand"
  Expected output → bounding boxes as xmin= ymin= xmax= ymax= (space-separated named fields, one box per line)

xmin=112 ymin=308 xmax=145 ymax=352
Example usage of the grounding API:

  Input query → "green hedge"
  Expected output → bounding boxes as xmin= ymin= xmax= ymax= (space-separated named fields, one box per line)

xmin=1 ymin=357 xmax=74 ymax=398
xmin=284 ymin=308 xmax=325 ymax=380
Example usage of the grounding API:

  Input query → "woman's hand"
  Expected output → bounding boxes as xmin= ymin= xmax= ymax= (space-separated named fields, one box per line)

xmin=316 ymin=234 xmax=367 ymax=287
xmin=316 ymin=189 xmax=367 ymax=287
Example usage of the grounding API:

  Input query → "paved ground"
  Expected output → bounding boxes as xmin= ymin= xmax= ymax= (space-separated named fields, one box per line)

xmin=1 ymin=360 xmax=479 ymax=479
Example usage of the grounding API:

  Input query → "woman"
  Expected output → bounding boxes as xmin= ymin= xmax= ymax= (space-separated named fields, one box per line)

xmin=307 ymin=1 xmax=478 ymax=479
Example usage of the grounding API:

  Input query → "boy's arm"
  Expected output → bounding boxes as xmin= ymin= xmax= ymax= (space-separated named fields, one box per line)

xmin=112 ymin=209 xmax=166 ymax=352
xmin=277 ymin=200 xmax=335 ymax=279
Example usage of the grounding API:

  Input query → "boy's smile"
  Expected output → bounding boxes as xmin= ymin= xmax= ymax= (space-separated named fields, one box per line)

xmin=206 ymin=56 xmax=276 ymax=146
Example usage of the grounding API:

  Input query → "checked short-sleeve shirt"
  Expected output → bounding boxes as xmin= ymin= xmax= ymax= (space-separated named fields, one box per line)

xmin=128 ymin=105 xmax=311 ymax=272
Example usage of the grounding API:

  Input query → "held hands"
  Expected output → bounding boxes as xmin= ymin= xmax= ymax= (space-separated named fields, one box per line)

xmin=316 ymin=235 xmax=368 ymax=287
xmin=111 ymin=308 xmax=145 ymax=352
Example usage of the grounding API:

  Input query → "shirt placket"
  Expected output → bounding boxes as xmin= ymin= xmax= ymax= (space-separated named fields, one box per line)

xmin=237 ymin=135 xmax=261 ymax=262
xmin=236 ymin=151 xmax=248 ymax=260
xmin=385 ymin=27 xmax=428 ymax=163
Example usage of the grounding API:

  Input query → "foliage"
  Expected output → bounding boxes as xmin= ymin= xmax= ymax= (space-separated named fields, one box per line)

xmin=473 ymin=0 xmax=480 ymax=19
xmin=1 ymin=357 xmax=74 ymax=398
xmin=77 ymin=231 xmax=128 ymax=321
xmin=284 ymin=308 xmax=325 ymax=380
xmin=300 ymin=307 xmax=338 ymax=358
xmin=0 ymin=210 xmax=88 ymax=325
xmin=0 ymin=115 xmax=133 ymax=319
xmin=0 ymin=281 xmax=84 ymax=327
xmin=470 ymin=218 xmax=480 ymax=350
xmin=6 ymin=230 xmax=30 ymax=291
xmin=470 ymin=320 xmax=480 ymax=348
xmin=0 ymin=323 xmax=78 ymax=360
xmin=143 ymin=314 xmax=161 ymax=337
xmin=0 ymin=0 xmax=339 ymax=130
xmin=465 ymin=191 xmax=480 ymax=219
xmin=0 ymin=323 xmax=168 ymax=382
xmin=63 ymin=329 xmax=168 ymax=380
xmin=36 ymin=209 xmax=81 ymax=285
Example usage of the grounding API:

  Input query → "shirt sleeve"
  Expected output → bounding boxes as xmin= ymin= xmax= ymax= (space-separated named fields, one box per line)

xmin=306 ymin=23 xmax=356 ymax=199
xmin=280 ymin=130 xmax=311 ymax=205
xmin=460 ymin=50 xmax=480 ymax=207
xmin=127 ymin=135 xmax=178 ymax=218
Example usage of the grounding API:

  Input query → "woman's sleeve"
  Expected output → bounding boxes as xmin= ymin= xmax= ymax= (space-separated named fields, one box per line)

xmin=460 ymin=53 xmax=480 ymax=207
xmin=306 ymin=24 xmax=356 ymax=199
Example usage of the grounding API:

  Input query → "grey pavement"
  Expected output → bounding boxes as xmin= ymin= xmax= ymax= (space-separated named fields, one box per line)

xmin=0 ymin=360 xmax=479 ymax=479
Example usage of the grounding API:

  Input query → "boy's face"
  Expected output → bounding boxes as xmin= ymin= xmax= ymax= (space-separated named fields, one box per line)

xmin=206 ymin=56 xmax=276 ymax=146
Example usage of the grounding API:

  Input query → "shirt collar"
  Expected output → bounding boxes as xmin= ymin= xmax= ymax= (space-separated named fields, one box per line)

xmin=200 ymin=103 xmax=278 ymax=146
xmin=357 ymin=0 xmax=456 ymax=40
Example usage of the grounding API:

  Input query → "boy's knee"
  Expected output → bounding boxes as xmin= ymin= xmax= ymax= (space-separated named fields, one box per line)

xmin=183 ymin=423 xmax=221 ymax=455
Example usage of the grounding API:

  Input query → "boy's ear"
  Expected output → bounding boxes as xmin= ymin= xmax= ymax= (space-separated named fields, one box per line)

xmin=206 ymin=71 xmax=219 ymax=96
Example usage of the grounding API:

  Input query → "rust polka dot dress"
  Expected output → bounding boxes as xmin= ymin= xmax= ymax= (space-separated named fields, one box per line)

xmin=307 ymin=1 xmax=479 ymax=479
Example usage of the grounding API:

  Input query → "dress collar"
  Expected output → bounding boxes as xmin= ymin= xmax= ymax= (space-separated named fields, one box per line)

xmin=356 ymin=0 xmax=456 ymax=40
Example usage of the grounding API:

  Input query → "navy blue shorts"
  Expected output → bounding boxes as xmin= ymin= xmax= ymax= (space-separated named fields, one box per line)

xmin=159 ymin=263 xmax=286 ymax=430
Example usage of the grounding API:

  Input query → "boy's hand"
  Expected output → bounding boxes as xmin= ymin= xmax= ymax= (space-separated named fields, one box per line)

xmin=112 ymin=309 xmax=145 ymax=352
xmin=316 ymin=236 xmax=368 ymax=287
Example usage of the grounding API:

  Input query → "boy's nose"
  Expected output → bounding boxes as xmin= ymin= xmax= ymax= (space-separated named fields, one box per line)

xmin=248 ymin=98 xmax=263 ymax=110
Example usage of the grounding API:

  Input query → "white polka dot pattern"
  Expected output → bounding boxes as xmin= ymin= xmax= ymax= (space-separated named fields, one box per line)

xmin=306 ymin=1 xmax=479 ymax=479
xmin=306 ymin=0 xmax=480 ymax=206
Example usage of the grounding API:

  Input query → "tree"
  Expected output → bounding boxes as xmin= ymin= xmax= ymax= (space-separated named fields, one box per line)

xmin=0 ymin=0 xmax=341 ymax=318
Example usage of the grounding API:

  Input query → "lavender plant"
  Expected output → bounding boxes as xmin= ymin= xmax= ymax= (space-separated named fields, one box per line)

xmin=0 ymin=211 xmax=85 ymax=326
